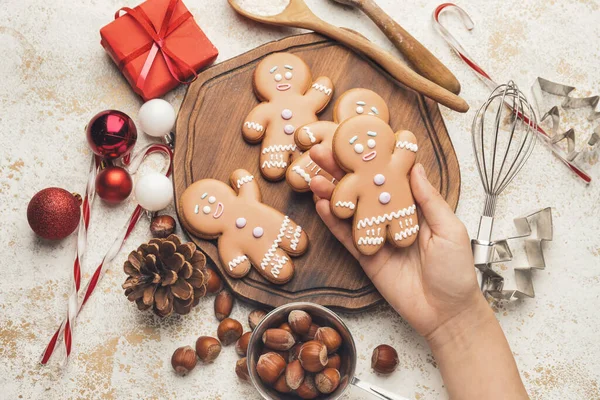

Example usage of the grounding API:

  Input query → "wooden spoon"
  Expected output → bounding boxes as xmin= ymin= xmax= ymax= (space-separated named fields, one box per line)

xmin=331 ymin=0 xmax=461 ymax=95
xmin=228 ymin=0 xmax=469 ymax=113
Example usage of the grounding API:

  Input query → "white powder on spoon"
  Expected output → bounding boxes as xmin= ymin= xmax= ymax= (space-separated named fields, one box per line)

xmin=234 ymin=0 xmax=290 ymax=16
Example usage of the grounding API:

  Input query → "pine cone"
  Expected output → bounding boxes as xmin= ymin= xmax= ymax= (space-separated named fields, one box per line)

xmin=122 ymin=234 xmax=208 ymax=317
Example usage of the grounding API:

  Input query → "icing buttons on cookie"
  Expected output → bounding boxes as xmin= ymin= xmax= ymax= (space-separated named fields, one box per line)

xmin=208 ymin=196 xmax=216 ymax=204
xmin=253 ymin=227 xmax=264 ymax=238
xmin=235 ymin=217 xmax=247 ymax=229
xmin=284 ymin=124 xmax=295 ymax=135
xmin=379 ymin=192 xmax=391 ymax=204
xmin=354 ymin=143 xmax=364 ymax=154
xmin=374 ymin=174 xmax=385 ymax=186
xmin=202 ymin=205 xmax=211 ymax=214
xmin=367 ymin=139 xmax=376 ymax=149
xmin=281 ymin=109 xmax=293 ymax=120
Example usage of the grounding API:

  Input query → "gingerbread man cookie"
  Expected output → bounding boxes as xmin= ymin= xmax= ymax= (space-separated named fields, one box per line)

xmin=287 ymin=88 xmax=390 ymax=192
xmin=179 ymin=169 xmax=309 ymax=284
xmin=330 ymin=115 xmax=419 ymax=255
xmin=242 ymin=52 xmax=333 ymax=181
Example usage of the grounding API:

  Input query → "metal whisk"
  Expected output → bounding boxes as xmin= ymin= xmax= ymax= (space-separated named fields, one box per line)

xmin=471 ymin=81 xmax=537 ymax=266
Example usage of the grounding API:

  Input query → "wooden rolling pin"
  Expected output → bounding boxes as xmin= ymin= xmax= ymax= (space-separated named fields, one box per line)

xmin=332 ymin=0 xmax=461 ymax=94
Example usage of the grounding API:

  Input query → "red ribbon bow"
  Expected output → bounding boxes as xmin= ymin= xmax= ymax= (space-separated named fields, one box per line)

xmin=116 ymin=0 xmax=197 ymax=91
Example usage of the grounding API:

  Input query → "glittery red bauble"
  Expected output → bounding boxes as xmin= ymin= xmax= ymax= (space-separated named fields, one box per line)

xmin=95 ymin=166 xmax=133 ymax=204
xmin=86 ymin=110 xmax=137 ymax=159
xmin=27 ymin=188 xmax=81 ymax=240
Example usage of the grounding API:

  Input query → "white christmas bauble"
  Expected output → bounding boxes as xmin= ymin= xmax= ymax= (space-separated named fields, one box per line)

xmin=134 ymin=173 xmax=173 ymax=211
xmin=138 ymin=99 xmax=176 ymax=137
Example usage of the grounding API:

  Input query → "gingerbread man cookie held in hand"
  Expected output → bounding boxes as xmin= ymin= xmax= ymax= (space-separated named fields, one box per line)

xmin=331 ymin=115 xmax=419 ymax=255
xmin=179 ymin=169 xmax=309 ymax=284
xmin=287 ymin=88 xmax=390 ymax=192
xmin=242 ymin=52 xmax=333 ymax=181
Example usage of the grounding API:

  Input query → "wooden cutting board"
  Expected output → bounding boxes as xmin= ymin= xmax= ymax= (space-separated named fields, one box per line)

xmin=174 ymin=33 xmax=460 ymax=312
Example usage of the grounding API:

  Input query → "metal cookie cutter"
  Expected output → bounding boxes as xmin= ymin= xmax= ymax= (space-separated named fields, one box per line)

xmin=532 ymin=77 xmax=600 ymax=167
xmin=477 ymin=208 xmax=553 ymax=300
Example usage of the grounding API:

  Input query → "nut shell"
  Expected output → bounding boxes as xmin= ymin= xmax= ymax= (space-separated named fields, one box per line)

xmin=236 ymin=331 xmax=251 ymax=356
xmin=214 ymin=290 xmax=234 ymax=321
xmin=314 ymin=326 xmax=342 ymax=354
xmin=303 ymin=323 xmax=320 ymax=341
xmin=205 ymin=269 xmax=223 ymax=294
xmin=235 ymin=357 xmax=250 ymax=381
xmin=371 ymin=344 xmax=399 ymax=374
xmin=262 ymin=328 xmax=296 ymax=351
xmin=171 ymin=346 xmax=197 ymax=375
xmin=195 ymin=336 xmax=222 ymax=363
xmin=289 ymin=342 xmax=303 ymax=362
xmin=248 ymin=309 xmax=267 ymax=330
xmin=288 ymin=310 xmax=312 ymax=335
xmin=326 ymin=353 xmax=341 ymax=370
xmin=217 ymin=318 xmax=243 ymax=346
xmin=296 ymin=374 xmax=319 ymax=399
xmin=256 ymin=352 xmax=287 ymax=385
xmin=298 ymin=340 xmax=328 ymax=373
xmin=150 ymin=215 xmax=176 ymax=238
xmin=285 ymin=359 xmax=305 ymax=390
xmin=273 ymin=374 xmax=292 ymax=393
xmin=278 ymin=322 xmax=299 ymax=341
xmin=315 ymin=368 xmax=340 ymax=394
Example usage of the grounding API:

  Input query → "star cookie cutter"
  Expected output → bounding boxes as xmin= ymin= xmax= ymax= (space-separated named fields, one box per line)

xmin=475 ymin=208 xmax=553 ymax=300
xmin=532 ymin=77 xmax=600 ymax=168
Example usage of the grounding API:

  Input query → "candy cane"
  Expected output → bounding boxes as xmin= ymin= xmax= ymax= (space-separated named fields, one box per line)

xmin=433 ymin=3 xmax=592 ymax=184
xmin=40 ymin=143 xmax=173 ymax=365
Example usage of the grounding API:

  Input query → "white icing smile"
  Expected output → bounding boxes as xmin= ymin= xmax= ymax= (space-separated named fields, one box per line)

xmin=363 ymin=150 xmax=377 ymax=161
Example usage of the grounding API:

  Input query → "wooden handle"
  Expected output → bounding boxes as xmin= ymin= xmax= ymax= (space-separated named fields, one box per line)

xmin=355 ymin=0 xmax=460 ymax=95
xmin=311 ymin=20 xmax=469 ymax=113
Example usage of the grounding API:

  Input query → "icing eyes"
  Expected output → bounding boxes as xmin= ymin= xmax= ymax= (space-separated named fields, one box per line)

xmin=356 ymin=106 xmax=364 ymax=114
xmin=284 ymin=71 xmax=293 ymax=80
xmin=354 ymin=143 xmax=364 ymax=154
xmin=208 ymin=196 xmax=216 ymax=204
xmin=202 ymin=205 xmax=211 ymax=214
xmin=274 ymin=73 xmax=282 ymax=82
xmin=367 ymin=139 xmax=376 ymax=149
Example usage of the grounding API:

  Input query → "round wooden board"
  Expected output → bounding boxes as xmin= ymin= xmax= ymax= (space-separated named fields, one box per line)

xmin=174 ymin=33 xmax=460 ymax=312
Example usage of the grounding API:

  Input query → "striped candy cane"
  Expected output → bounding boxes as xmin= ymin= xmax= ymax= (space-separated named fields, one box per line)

xmin=433 ymin=3 xmax=592 ymax=183
xmin=41 ymin=143 xmax=173 ymax=365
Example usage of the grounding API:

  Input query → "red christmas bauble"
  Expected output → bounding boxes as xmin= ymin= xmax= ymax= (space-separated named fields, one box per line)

xmin=86 ymin=110 xmax=137 ymax=160
xmin=95 ymin=166 xmax=133 ymax=204
xmin=27 ymin=188 xmax=81 ymax=240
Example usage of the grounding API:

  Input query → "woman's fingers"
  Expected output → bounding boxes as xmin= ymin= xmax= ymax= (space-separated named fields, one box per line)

xmin=310 ymin=144 xmax=345 ymax=181
xmin=310 ymin=176 xmax=335 ymax=200
xmin=315 ymin=199 xmax=363 ymax=260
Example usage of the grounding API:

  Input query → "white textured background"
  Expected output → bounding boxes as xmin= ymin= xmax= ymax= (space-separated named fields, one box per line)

xmin=1 ymin=0 xmax=599 ymax=399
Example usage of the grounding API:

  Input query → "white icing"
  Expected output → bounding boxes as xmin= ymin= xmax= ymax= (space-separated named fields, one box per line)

xmin=194 ymin=204 xmax=199 ymax=214
xmin=284 ymin=71 xmax=292 ymax=80
xmin=354 ymin=143 xmax=364 ymax=154
xmin=274 ymin=73 xmax=282 ymax=82
xmin=379 ymin=192 xmax=391 ymax=204
xmin=281 ymin=109 xmax=293 ymax=120
xmin=208 ymin=196 xmax=216 ymax=204
xmin=356 ymin=106 xmax=364 ymax=114
xmin=292 ymin=166 xmax=311 ymax=184
xmin=357 ymin=236 xmax=385 ymax=245
xmin=371 ymin=106 xmax=379 ymax=115
xmin=269 ymin=254 xmax=288 ymax=278
xmin=202 ymin=205 xmax=211 ymax=214
xmin=262 ymin=144 xmax=297 ymax=154
xmin=228 ymin=255 xmax=248 ymax=271
xmin=396 ymin=141 xmax=418 ymax=152
xmin=284 ymin=64 xmax=293 ymax=70
xmin=284 ymin=124 xmax=295 ymax=135
xmin=311 ymin=83 xmax=332 ymax=95
xmin=374 ymin=174 xmax=385 ymax=186
xmin=244 ymin=121 xmax=264 ymax=132
xmin=262 ymin=160 xmax=287 ymax=169
xmin=253 ymin=226 xmax=264 ymax=238
xmin=349 ymin=135 xmax=358 ymax=144
xmin=367 ymin=131 xmax=377 ymax=137
xmin=201 ymin=192 xmax=208 ymax=199
xmin=356 ymin=205 xmax=417 ymax=229
xmin=356 ymin=101 xmax=366 ymax=106
xmin=290 ymin=225 xmax=302 ymax=251
xmin=260 ymin=216 xmax=295 ymax=277
xmin=367 ymin=139 xmax=376 ymax=149
xmin=235 ymin=217 xmax=247 ymax=228
xmin=335 ymin=201 xmax=356 ymax=209
xmin=303 ymin=127 xmax=316 ymax=143
xmin=269 ymin=66 xmax=278 ymax=73
xmin=394 ymin=225 xmax=419 ymax=240
xmin=236 ymin=175 xmax=254 ymax=188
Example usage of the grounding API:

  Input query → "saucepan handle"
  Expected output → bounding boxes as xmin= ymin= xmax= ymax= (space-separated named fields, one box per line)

xmin=350 ymin=376 xmax=412 ymax=400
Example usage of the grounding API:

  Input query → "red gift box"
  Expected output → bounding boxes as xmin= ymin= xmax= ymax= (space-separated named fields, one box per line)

xmin=100 ymin=0 xmax=218 ymax=100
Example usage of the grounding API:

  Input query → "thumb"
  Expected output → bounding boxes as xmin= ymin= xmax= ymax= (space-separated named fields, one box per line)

xmin=410 ymin=163 xmax=459 ymax=234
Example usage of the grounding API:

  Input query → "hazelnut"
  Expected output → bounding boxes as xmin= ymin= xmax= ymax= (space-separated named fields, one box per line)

xmin=171 ymin=346 xmax=197 ymax=375
xmin=262 ymin=328 xmax=296 ymax=351
xmin=150 ymin=215 xmax=176 ymax=238
xmin=214 ymin=290 xmax=234 ymax=321
xmin=256 ymin=352 xmax=286 ymax=385
xmin=235 ymin=357 xmax=250 ymax=381
xmin=326 ymin=353 xmax=341 ymax=370
xmin=285 ymin=359 xmax=305 ymax=390
xmin=314 ymin=326 xmax=342 ymax=354
xmin=205 ymin=269 xmax=223 ymax=294
xmin=248 ymin=309 xmax=267 ymax=330
xmin=217 ymin=318 xmax=243 ymax=346
xmin=289 ymin=342 xmax=303 ymax=362
xmin=288 ymin=310 xmax=312 ymax=335
xmin=273 ymin=374 xmax=292 ymax=393
xmin=296 ymin=374 xmax=319 ymax=399
xmin=303 ymin=323 xmax=320 ymax=341
xmin=298 ymin=340 xmax=328 ymax=373
xmin=278 ymin=322 xmax=299 ymax=341
xmin=236 ymin=332 xmax=251 ymax=356
xmin=260 ymin=347 xmax=288 ymax=360
xmin=315 ymin=368 xmax=340 ymax=394
xmin=371 ymin=344 xmax=399 ymax=374
xmin=195 ymin=336 xmax=221 ymax=363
